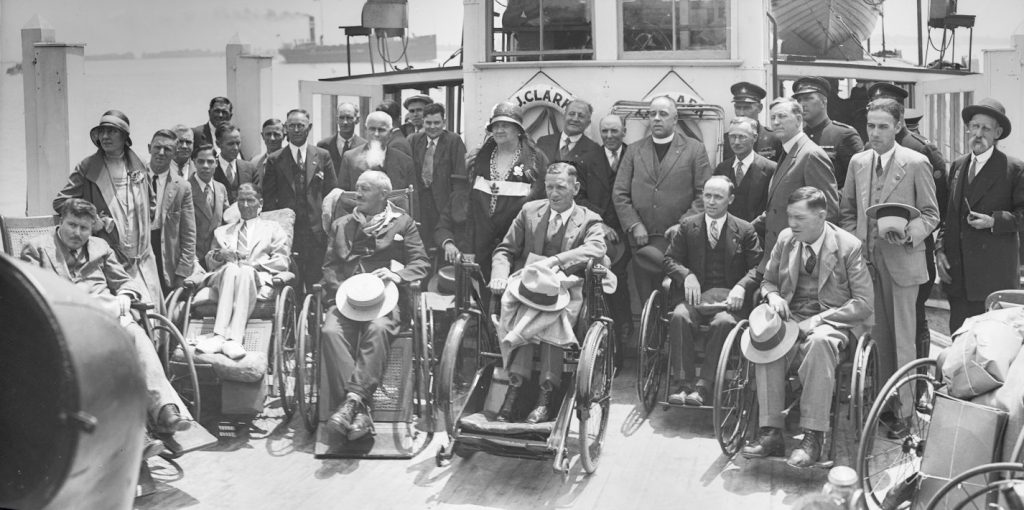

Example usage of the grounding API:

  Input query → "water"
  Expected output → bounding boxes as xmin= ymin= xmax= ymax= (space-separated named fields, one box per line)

xmin=0 ymin=55 xmax=439 ymax=215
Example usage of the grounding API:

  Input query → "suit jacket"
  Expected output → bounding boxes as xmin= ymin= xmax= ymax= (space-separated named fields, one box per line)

xmin=762 ymin=223 xmax=874 ymax=336
xmin=408 ymin=130 xmax=468 ymax=213
xmin=21 ymin=230 xmax=145 ymax=313
xmin=596 ymin=143 xmax=627 ymax=229
xmin=714 ymin=153 xmax=775 ymax=223
xmin=613 ymin=134 xmax=713 ymax=242
xmin=839 ymin=145 xmax=939 ymax=286
xmin=805 ymin=118 xmax=863 ymax=187
xmin=337 ymin=144 xmax=416 ymax=207
xmin=537 ymin=133 xmax=609 ymax=217
xmin=205 ymin=217 xmax=290 ymax=286
xmin=214 ymin=157 xmax=258 ymax=204
xmin=937 ymin=148 xmax=1024 ymax=301
xmin=189 ymin=175 xmax=228 ymax=265
xmin=758 ymin=134 xmax=839 ymax=259
xmin=318 ymin=133 xmax=367 ymax=179
xmin=664 ymin=213 xmax=762 ymax=296
xmin=387 ymin=129 xmax=413 ymax=158
xmin=263 ymin=145 xmax=337 ymax=235
xmin=491 ymin=200 xmax=607 ymax=281
xmin=153 ymin=169 xmax=197 ymax=285
xmin=192 ymin=123 xmax=213 ymax=155
xmin=320 ymin=208 xmax=430 ymax=296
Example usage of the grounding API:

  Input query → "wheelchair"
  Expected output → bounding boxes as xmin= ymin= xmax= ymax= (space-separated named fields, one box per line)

xmin=857 ymin=289 xmax=1024 ymax=510
xmin=165 ymin=208 xmax=300 ymax=430
xmin=435 ymin=257 xmax=614 ymax=478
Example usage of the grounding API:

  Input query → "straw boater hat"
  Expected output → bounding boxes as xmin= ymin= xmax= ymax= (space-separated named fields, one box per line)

xmin=508 ymin=264 xmax=570 ymax=312
xmin=89 ymin=110 xmax=133 ymax=149
xmin=487 ymin=101 xmax=525 ymax=133
xmin=402 ymin=94 xmax=433 ymax=109
xmin=740 ymin=304 xmax=800 ymax=364
xmin=336 ymin=273 xmax=399 ymax=321
xmin=962 ymin=98 xmax=1012 ymax=140
xmin=633 ymin=235 xmax=670 ymax=274
xmin=866 ymin=202 xmax=921 ymax=238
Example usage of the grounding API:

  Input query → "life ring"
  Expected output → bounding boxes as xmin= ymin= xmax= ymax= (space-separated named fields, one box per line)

xmin=508 ymin=83 xmax=576 ymax=137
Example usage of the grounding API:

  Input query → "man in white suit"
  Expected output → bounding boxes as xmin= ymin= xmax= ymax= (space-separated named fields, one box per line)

xmin=197 ymin=183 xmax=289 ymax=359
xmin=839 ymin=98 xmax=938 ymax=420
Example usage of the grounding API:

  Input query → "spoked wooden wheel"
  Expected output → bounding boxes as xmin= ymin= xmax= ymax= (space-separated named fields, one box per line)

xmin=924 ymin=463 xmax=1024 ymax=510
xmin=273 ymin=286 xmax=298 ymax=417
xmin=857 ymin=358 xmax=941 ymax=509
xmin=437 ymin=313 xmax=480 ymax=437
xmin=577 ymin=321 xmax=613 ymax=474
xmin=713 ymin=320 xmax=756 ymax=457
xmin=636 ymin=289 xmax=666 ymax=415
xmin=295 ymin=293 xmax=320 ymax=432
xmin=151 ymin=312 xmax=201 ymax=422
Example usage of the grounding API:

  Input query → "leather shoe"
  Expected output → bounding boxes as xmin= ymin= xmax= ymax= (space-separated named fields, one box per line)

xmin=879 ymin=411 xmax=909 ymax=440
xmin=347 ymin=410 xmax=375 ymax=441
xmin=156 ymin=404 xmax=187 ymax=434
xmin=880 ymin=471 xmax=920 ymax=510
xmin=328 ymin=398 xmax=362 ymax=435
xmin=741 ymin=427 xmax=785 ymax=458
xmin=497 ymin=384 xmax=520 ymax=422
xmin=915 ymin=391 xmax=933 ymax=415
xmin=143 ymin=434 xmax=165 ymax=459
xmin=684 ymin=386 xmax=710 ymax=407
xmin=526 ymin=385 xmax=555 ymax=424
xmin=787 ymin=429 xmax=823 ymax=468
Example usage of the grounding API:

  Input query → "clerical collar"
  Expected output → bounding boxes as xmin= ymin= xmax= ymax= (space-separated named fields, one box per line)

xmin=652 ymin=133 xmax=675 ymax=144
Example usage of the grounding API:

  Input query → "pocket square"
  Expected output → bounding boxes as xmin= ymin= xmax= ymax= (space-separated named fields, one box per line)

xmin=394 ymin=233 xmax=404 ymax=242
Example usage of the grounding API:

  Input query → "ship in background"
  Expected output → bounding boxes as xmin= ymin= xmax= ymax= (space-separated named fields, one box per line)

xmin=278 ymin=14 xmax=437 ymax=64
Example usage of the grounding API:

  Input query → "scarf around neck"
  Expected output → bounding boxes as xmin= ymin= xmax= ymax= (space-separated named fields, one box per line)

xmin=353 ymin=202 xmax=401 ymax=237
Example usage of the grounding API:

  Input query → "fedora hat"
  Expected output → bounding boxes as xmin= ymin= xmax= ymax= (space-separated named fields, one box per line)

xmin=741 ymin=304 xmax=800 ymax=364
xmin=508 ymin=264 xmax=570 ymax=312
xmin=962 ymin=98 xmax=1012 ymax=140
xmin=866 ymin=202 xmax=921 ymax=239
xmin=336 ymin=273 xmax=399 ymax=321
xmin=633 ymin=235 xmax=669 ymax=274
xmin=487 ymin=101 xmax=525 ymax=133
xmin=430 ymin=265 xmax=456 ymax=295
xmin=606 ymin=237 xmax=626 ymax=266
xmin=89 ymin=109 xmax=133 ymax=149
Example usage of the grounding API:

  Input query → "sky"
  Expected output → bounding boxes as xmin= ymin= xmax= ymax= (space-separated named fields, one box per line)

xmin=2 ymin=0 xmax=1021 ymax=62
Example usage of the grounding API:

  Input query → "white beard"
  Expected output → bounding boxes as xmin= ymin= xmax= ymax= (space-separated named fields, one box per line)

xmin=364 ymin=140 xmax=386 ymax=169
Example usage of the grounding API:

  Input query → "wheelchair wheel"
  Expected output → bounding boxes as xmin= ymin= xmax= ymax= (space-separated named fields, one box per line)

xmin=923 ymin=462 xmax=1024 ymax=510
xmin=857 ymin=358 xmax=940 ymax=509
xmin=713 ymin=320 xmax=756 ymax=457
xmin=636 ymin=289 xmax=667 ymax=415
xmin=851 ymin=334 xmax=879 ymax=436
xmin=577 ymin=320 xmax=612 ymax=475
xmin=414 ymin=293 xmax=436 ymax=428
xmin=437 ymin=313 xmax=480 ymax=437
xmin=295 ymin=293 xmax=320 ymax=432
xmin=274 ymin=286 xmax=299 ymax=417
xmin=149 ymin=312 xmax=201 ymax=422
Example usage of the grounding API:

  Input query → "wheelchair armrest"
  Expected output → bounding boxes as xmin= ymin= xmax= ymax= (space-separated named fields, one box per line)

xmin=271 ymin=271 xmax=296 ymax=287
xmin=130 ymin=300 xmax=154 ymax=311
xmin=661 ymin=276 xmax=673 ymax=294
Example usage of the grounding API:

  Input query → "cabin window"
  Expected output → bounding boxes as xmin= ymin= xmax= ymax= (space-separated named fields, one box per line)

xmin=620 ymin=0 xmax=730 ymax=59
xmin=489 ymin=0 xmax=595 ymax=61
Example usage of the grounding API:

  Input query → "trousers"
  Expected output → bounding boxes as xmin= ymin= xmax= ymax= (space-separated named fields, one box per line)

xmin=508 ymin=342 xmax=563 ymax=387
xmin=126 ymin=321 xmax=191 ymax=422
xmin=669 ymin=304 xmax=738 ymax=386
xmin=321 ymin=307 xmax=401 ymax=405
xmin=211 ymin=263 xmax=258 ymax=342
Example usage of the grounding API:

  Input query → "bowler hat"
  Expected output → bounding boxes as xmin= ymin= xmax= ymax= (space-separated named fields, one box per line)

xmin=336 ymin=273 xmax=399 ymax=321
xmin=633 ymin=235 xmax=670 ymax=274
xmin=89 ymin=109 xmax=133 ymax=149
xmin=731 ymin=82 xmax=766 ymax=104
xmin=962 ymin=98 xmax=1012 ymax=140
xmin=508 ymin=264 xmax=570 ymax=312
xmin=402 ymin=94 xmax=433 ymax=109
xmin=487 ymin=101 xmax=525 ymax=133
xmin=740 ymin=304 xmax=800 ymax=364
xmin=867 ymin=83 xmax=909 ymax=103
xmin=791 ymin=76 xmax=831 ymax=98
xmin=866 ymin=202 xmax=921 ymax=239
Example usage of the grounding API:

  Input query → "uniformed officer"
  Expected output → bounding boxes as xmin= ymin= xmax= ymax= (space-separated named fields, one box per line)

xmin=867 ymin=82 xmax=949 ymax=381
xmin=792 ymin=76 xmax=864 ymax=188
xmin=905 ymin=108 xmax=924 ymax=135
xmin=724 ymin=81 xmax=782 ymax=162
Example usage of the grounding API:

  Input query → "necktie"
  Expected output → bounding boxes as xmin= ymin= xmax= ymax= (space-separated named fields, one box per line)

xmin=560 ymin=137 xmax=571 ymax=159
xmin=150 ymin=174 xmax=159 ymax=222
xmin=296 ymin=147 xmax=304 ymax=170
xmin=237 ymin=221 xmax=249 ymax=253
xmin=295 ymin=148 xmax=307 ymax=193
xmin=423 ymin=139 xmax=436 ymax=188
xmin=67 ymin=249 xmax=83 ymax=275
xmin=343 ymin=139 xmax=350 ymax=154
xmin=609 ymin=149 xmax=619 ymax=171
xmin=205 ymin=184 xmax=215 ymax=211
xmin=547 ymin=213 xmax=563 ymax=242
xmin=804 ymin=244 xmax=817 ymax=274
xmin=227 ymin=161 xmax=235 ymax=184
xmin=967 ymin=157 xmax=978 ymax=184
xmin=734 ymin=159 xmax=744 ymax=184
xmin=875 ymin=155 xmax=884 ymax=178
xmin=709 ymin=219 xmax=719 ymax=248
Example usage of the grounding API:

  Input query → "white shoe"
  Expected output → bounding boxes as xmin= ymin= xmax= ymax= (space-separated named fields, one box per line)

xmin=221 ymin=340 xmax=246 ymax=360
xmin=194 ymin=334 xmax=224 ymax=354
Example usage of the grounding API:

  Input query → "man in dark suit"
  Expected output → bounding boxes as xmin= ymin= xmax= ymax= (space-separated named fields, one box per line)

xmin=192 ymin=96 xmax=233 ymax=157
xmin=147 ymin=129 xmax=196 ymax=294
xmin=251 ymin=118 xmax=285 ymax=190
xmin=793 ymin=77 xmax=864 ymax=188
xmin=937 ymin=98 xmax=1024 ymax=331
xmin=536 ymin=99 xmax=606 ymax=218
xmin=263 ymin=108 xmax=337 ymax=287
xmin=613 ymin=95 xmax=713 ymax=299
xmin=714 ymin=117 xmax=775 ymax=225
xmin=214 ymin=123 xmax=258 ymax=204
xmin=723 ymin=82 xmax=782 ymax=162
xmin=317 ymin=102 xmax=366 ymax=180
xmin=664 ymin=176 xmax=762 ymax=406
xmin=321 ymin=171 xmax=430 ymax=440
xmin=408 ymin=102 xmax=467 ymax=248
xmin=757 ymin=97 xmax=839 ymax=265
xmin=403 ymin=94 xmax=433 ymax=134
xmin=599 ymin=113 xmax=632 ymax=367
xmin=189 ymin=145 xmax=228 ymax=268
xmin=337 ymin=111 xmax=416 ymax=212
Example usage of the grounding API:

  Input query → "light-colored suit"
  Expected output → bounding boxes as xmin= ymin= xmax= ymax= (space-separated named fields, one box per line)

xmin=190 ymin=175 xmax=228 ymax=268
xmin=840 ymin=145 xmax=938 ymax=385
xmin=152 ymin=169 xmax=197 ymax=290
xmin=203 ymin=217 xmax=290 ymax=341
xmin=757 ymin=223 xmax=873 ymax=431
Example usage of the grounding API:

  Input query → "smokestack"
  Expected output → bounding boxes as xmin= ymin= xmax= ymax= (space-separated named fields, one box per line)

xmin=308 ymin=14 xmax=316 ymax=44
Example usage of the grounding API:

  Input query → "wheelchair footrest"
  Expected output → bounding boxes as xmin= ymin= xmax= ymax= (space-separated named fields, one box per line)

xmin=314 ymin=420 xmax=430 ymax=459
xmin=458 ymin=412 xmax=555 ymax=438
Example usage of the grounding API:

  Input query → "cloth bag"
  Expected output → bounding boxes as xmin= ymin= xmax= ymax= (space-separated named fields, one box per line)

xmin=939 ymin=312 xmax=1024 ymax=399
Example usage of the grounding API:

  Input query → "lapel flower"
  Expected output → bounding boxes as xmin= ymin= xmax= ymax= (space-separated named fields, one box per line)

xmin=314 ymin=170 xmax=324 ymax=180
xmin=511 ymin=164 xmax=524 ymax=178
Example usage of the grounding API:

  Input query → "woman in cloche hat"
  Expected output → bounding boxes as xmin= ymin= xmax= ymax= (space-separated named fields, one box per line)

xmin=53 ymin=110 xmax=163 ymax=309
